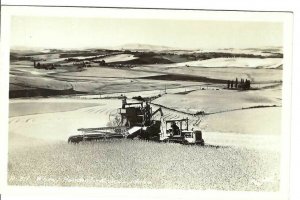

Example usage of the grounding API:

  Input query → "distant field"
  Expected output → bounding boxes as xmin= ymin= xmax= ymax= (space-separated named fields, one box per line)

xmin=134 ymin=66 xmax=282 ymax=83
xmin=95 ymin=53 xmax=138 ymax=63
xmin=10 ymin=72 xmax=201 ymax=97
xmin=10 ymin=61 xmax=33 ymax=66
xmin=203 ymin=107 xmax=281 ymax=135
xmin=58 ymin=66 xmax=162 ymax=78
xmin=193 ymin=48 xmax=282 ymax=57
xmin=9 ymin=101 xmax=99 ymax=117
xmin=9 ymin=48 xmax=283 ymax=99
xmin=9 ymin=83 xmax=34 ymax=91
xmin=149 ymin=57 xmax=282 ymax=69
xmin=10 ymin=75 xmax=73 ymax=90
xmin=153 ymin=88 xmax=281 ymax=114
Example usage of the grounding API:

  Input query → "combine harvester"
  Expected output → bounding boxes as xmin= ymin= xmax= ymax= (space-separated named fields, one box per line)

xmin=68 ymin=98 xmax=204 ymax=146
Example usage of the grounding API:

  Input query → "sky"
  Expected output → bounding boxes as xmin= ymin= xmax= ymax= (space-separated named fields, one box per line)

xmin=10 ymin=16 xmax=283 ymax=50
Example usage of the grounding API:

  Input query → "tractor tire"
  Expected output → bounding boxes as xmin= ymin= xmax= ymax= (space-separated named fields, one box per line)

xmin=197 ymin=139 xmax=205 ymax=146
xmin=163 ymin=139 xmax=170 ymax=143
xmin=182 ymin=140 xmax=189 ymax=145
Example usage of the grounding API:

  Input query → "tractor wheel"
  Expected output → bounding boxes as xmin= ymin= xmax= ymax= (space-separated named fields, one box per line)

xmin=163 ymin=139 xmax=169 ymax=143
xmin=182 ymin=140 xmax=189 ymax=145
xmin=197 ymin=139 xmax=205 ymax=146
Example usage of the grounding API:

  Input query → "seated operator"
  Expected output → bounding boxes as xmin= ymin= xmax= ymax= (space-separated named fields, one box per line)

xmin=171 ymin=122 xmax=180 ymax=135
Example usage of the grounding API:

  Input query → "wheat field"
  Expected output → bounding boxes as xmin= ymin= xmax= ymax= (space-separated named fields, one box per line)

xmin=8 ymin=139 xmax=280 ymax=191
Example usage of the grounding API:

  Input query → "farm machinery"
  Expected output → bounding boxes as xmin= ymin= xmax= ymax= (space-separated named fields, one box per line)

xmin=68 ymin=98 xmax=204 ymax=145
xmin=161 ymin=119 xmax=204 ymax=145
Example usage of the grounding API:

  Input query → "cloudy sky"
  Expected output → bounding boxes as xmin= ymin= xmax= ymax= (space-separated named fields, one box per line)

xmin=11 ymin=16 xmax=283 ymax=49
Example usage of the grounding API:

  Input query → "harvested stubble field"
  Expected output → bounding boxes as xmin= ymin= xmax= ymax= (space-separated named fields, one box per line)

xmin=153 ymin=87 xmax=281 ymax=114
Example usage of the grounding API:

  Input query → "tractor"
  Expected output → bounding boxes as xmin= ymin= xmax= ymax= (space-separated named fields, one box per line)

xmin=161 ymin=118 xmax=204 ymax=145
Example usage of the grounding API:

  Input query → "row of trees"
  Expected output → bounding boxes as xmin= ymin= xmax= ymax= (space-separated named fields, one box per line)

xmin=227 ymin=78 xmax=251 ymax=90
xmin=33 ymin=61 xmax=57 ymax=70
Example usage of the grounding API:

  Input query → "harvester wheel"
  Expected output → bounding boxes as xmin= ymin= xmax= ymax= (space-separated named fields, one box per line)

xmin=68 ymin=136 xmax=83 ymax=144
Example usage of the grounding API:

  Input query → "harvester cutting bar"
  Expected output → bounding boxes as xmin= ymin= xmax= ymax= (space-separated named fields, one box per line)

xmin=124 ymin=102 xmax=143 ymax=106
xmin=81 ymin=131 xmax=117 ymax=134
xmin=77 ymin=126 xmax=127 ymax=132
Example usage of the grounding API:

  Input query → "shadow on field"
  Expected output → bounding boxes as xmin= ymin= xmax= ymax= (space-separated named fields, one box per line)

xmin=203 ymin=144 xmax=231 ymax=149
xmin=9 ymin=87 xmax=86 ymax=98
xmin=67 ymin=139 xmax=230 ymax=150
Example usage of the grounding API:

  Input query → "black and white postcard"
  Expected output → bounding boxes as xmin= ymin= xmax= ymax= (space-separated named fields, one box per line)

xmin=0 ymin=4 xmax=294 ymax=200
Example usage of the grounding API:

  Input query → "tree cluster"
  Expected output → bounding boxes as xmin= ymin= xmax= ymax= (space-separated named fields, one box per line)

xmin=227 ymin=78 xmax=251 ymax=90
xmin=33 ymin=61 xmax=57 ymax=70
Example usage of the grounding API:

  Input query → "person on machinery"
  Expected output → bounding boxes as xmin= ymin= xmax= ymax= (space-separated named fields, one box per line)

xmin=171 ymin=121 xmax=180 ymax=135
